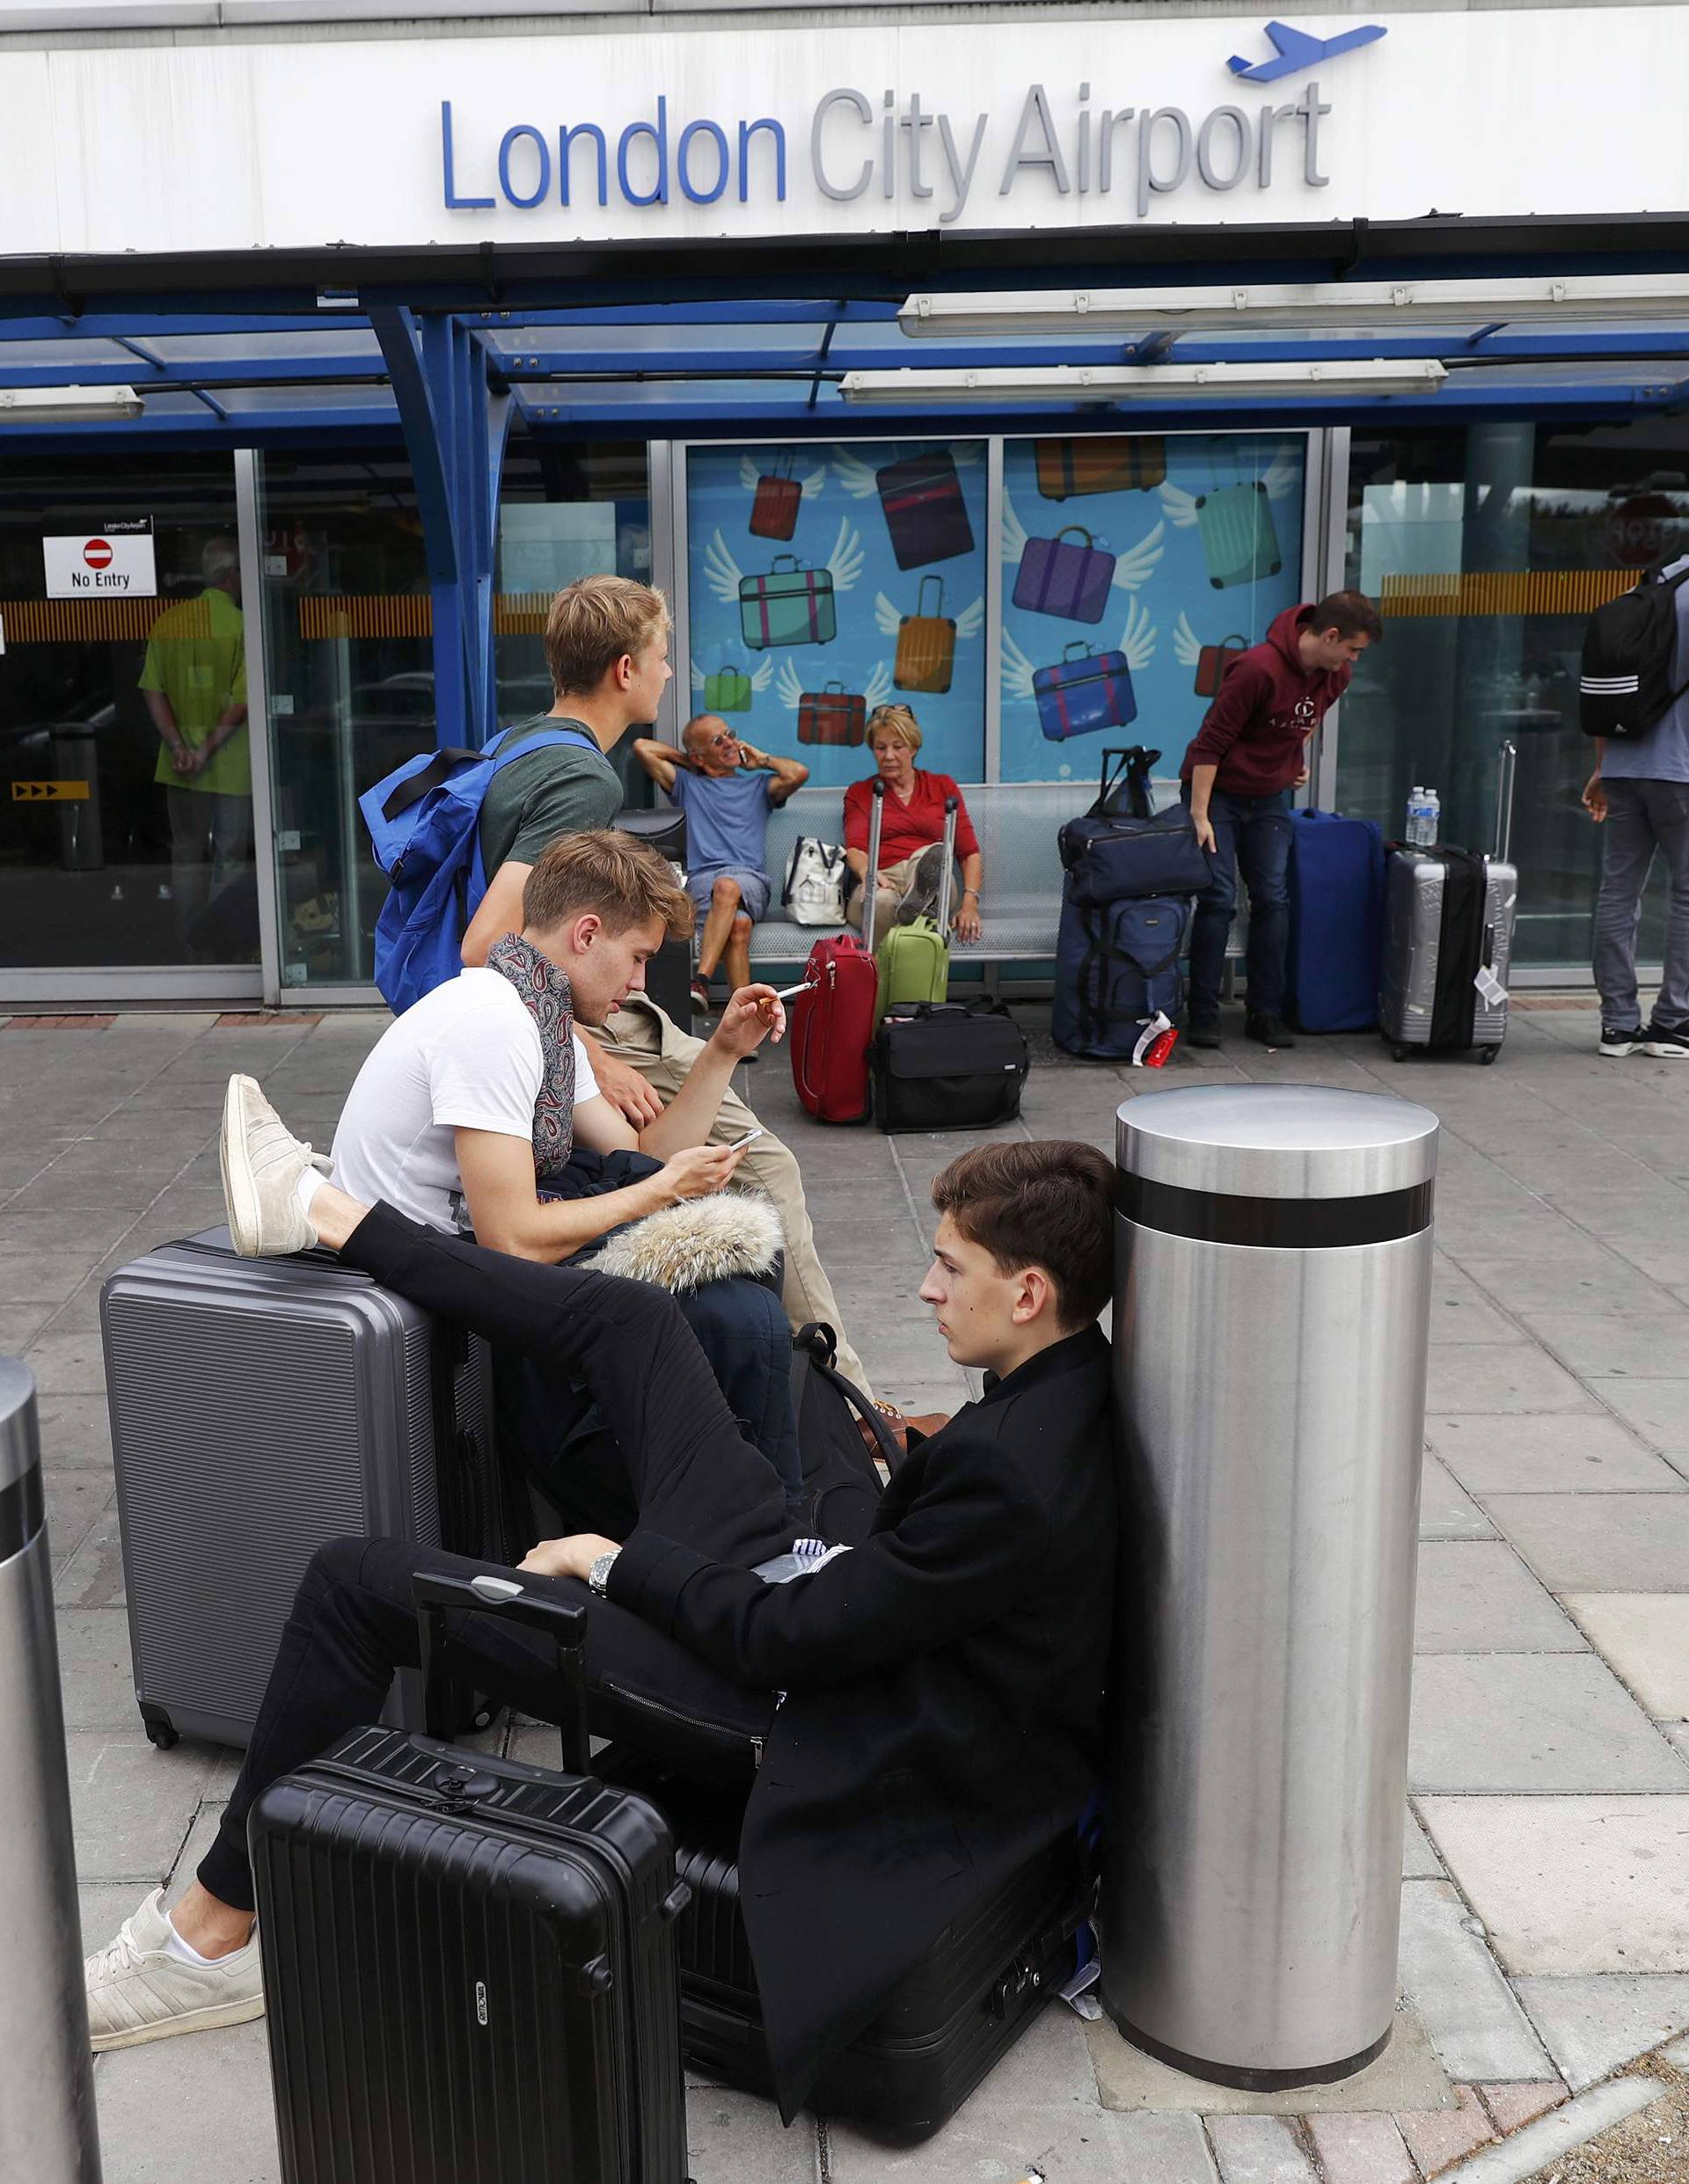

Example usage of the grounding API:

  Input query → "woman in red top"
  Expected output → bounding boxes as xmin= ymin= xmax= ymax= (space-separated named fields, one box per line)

xmin=843 ymin=705 xmax=984 ymax=944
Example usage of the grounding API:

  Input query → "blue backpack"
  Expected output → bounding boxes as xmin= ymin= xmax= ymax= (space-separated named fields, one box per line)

xmin=360 ymin=723 xmax=600 ymax=1014
xmin=1052 ymin=891 xmax=1191 ymax=1060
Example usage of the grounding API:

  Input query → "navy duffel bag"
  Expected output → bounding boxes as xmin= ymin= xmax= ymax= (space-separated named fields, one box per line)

xmin=1058 ymin=746 xmax=1214 ymax=907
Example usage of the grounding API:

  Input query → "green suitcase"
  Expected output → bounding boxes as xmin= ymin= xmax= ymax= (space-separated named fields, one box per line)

xmin=872 ymin=797 xmax=959 ymax=1028
xmin=1195 ymin=442 xmax=1282 ymax=591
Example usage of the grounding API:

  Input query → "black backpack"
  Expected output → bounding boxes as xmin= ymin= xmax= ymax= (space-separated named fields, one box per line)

xmin=1580 ymin=561 xmax=1689 ymax=740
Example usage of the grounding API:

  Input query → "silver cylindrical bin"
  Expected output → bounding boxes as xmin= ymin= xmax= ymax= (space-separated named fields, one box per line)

xmin=1102 ymin=1085 xmax=1438 ymax=2090
xmin=0 ymin=1357 xmax=104 ymax=2183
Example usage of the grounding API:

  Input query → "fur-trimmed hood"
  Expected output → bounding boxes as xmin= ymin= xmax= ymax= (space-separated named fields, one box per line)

xmin=596 ymin=1188 xmax=784 ymax=1293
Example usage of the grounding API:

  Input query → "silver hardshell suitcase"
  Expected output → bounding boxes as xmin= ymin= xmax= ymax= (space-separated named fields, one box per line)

xmin=100 ymin=1227 xmax=509 ymax=1750
xmin=1381 ymin=743 xmax=1517 ymax=1065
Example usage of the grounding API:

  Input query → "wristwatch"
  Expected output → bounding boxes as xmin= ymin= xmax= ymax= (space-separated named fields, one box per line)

xmin=588 ymin=1549 xmax=620 ymax=1597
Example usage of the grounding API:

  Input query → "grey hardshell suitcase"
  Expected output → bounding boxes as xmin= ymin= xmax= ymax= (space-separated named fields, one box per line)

xmin=100 ymin=1226 xmax=510 ymax=1750
xmin=1380 ymin=742 xmax=1517 ymax=1064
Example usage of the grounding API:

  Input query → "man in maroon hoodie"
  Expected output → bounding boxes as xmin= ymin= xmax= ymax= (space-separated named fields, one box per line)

xmin=1181 ymin=591 xmax=1383 ymax=1048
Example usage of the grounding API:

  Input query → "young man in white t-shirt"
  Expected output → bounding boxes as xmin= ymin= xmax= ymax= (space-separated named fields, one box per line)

xmin=327 ymin=830 xmax=779 ymax=1260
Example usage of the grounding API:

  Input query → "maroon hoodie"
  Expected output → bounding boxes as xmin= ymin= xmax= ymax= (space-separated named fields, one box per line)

xmin=1181 ymin=604 xmax=1352 ymax=797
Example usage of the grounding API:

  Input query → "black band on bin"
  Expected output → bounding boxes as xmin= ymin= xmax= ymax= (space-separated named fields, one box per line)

xmin=0 ymin=1461 xmax=44 ymax=1559
xmin=1117 ymin=1172 xmax=1434 ymax=1249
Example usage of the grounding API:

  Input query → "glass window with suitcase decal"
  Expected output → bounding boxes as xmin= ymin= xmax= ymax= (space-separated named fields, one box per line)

xmin=999 ymin=435 xmax=1306 ymax=785
xmin=687 ymin=440 xmax=990 ymax=789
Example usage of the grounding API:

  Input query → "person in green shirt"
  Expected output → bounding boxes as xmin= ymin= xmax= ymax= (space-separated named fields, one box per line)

xmin=140 ymin=539 xmax=251 ymax=950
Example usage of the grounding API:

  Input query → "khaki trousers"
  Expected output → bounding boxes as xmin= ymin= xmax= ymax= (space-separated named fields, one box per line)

xmin=590 ymin=996 xmax=873 ymax=1400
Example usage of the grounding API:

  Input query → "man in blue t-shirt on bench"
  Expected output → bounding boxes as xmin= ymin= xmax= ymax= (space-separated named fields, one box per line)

xmin=632 ymin=715 xmax=808 ymax=1019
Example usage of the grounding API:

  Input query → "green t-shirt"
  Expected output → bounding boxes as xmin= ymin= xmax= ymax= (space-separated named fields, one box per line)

xmin=477 ymin=714 xmax=623 ymax=874
xmin=141 ymin=586 xmax=251 ymax=798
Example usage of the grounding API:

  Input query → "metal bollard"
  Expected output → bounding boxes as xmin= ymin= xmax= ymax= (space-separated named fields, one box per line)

xmin=1102 ymin=1085 xmax=1438 ymax=2089
xmin=0 ymin=1357 xmax=104 ymax=2182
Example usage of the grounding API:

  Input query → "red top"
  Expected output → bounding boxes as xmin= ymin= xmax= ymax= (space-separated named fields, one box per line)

xmin=1181 ymin=604 xmax=1353 ymax=797
xmin=844 ymin=771 xmax=981 ymax=868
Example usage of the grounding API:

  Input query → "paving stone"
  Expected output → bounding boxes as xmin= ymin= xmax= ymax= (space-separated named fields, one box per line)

xmin=1423 ymin=1413 xmax=1684 ymax=1494
xmin=1396 ymin=2085 xmax=1495 ymax=2176
xmin=33 ymin=1391 xmax=113 ymax=1467
xmin=1561 ymin=1594 xmax=1689 ymax=1716
xmin=0 ymin=1298 xmax=57 ymax=1348
xmin=81 ymin=1879 xmax=147 ymax=1957
xmin=685 ymin=2088 xmax=819 ymax=2183
xmin=1511 ymin=1975 xmax=1689 ymax=2090
xmin=94 ymin=2020 xmax=280 ymax=2184
xmin=827 ymin=2005 xmax=1217 ymax=2181
xmin=1436 ymin=1255 xmax=1674 ymax=1320
xmin=55 ymin=1607 xmax=140 ymax=1730
xmin=42 ymin=1469 xmax=114 ymax=1574
xmin=1424 ymin=1347 xmax=1594 ymax=1416
xmin=1525 ymin=1314 xmax=1689 ymax=1379
xmin=1396 ymin=1880 xmax=1555 ymax=2082
xmin=1414 ymin=1544 xmax=1585 ymax=1654
xmin=1405 ymin=1810 xmax=1444 ymax=1878
xmin=1426 ymin=1285 xmax=1527 ymax=1346
xmin=1487 ymin=1493 xmax=1689 ymax=1592
xmin=24 ymin=1324 xmax=108 ymax=1394
xmin=1422 ymin=1797 xmax=1689 ymax=1977
xmin=1087 ymin=2004 xmax=1451 ymax=2116
xmin=1420 ymin=1454 xmax=1498 ymax=1541
xmin=55 ymin=1493 xmax=127 ymax=1605
xmin=1408 ymin=1654 xmax=1688 ymax=1792
xmin=65 ymin=1730 xmax=215 ymax=1881
xmin=1479 ymin=2081 xmax=1568 ymax=2132
xmin=1588 ymin=1378 xmax=1689 ymax=1457
xmin=1305 ymin=2111 xmax=1416 ymax=2184
xmin=1205 ymin=2114 xmax=1316 ymax=2184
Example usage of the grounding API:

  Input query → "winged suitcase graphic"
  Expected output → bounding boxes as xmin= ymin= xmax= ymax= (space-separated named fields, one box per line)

xmin=875 ymin=450 xmax=975 ymax=571
xmin=1012 ymin=525 xmax=1116 ymax=625
xmin=894 ymin=574 xmax=957 ymax=694
xmin=749 ymin=452 xmax=802 ymax=542
xmin=1035 ymin=437 xmax=1167 ymax=500
xmin=798 ymin=681 xmax=866 ymax=746
xmin=1194 ymin=443 xmax=1283 ymax=589
xmin=1193 ymin=633 xmax=1251 ymax=697
xmin=1035 ymin=642 xmax=1138 ymax=741
xmin=739 ymin=554 xmax=837 ymax=650
xmin=705 ymin=665 xmax=753 ymax=711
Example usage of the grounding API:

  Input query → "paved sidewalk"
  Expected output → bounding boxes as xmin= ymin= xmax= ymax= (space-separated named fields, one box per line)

xmin=4 ymin=996 xmax=1689 ymax=2183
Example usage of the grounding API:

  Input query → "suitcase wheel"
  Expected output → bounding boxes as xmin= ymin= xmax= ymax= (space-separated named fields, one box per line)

xmin=141 ymin=1705 xmax=179 ymax=1751
xmin=1480 ymin=1045 xmax=1500 ymax=1065
xmin=1391 ymin=1043 xmax=1413 ymax=1063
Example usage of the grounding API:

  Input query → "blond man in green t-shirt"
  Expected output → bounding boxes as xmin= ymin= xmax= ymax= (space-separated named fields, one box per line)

xmin=140 ymin=539 xmax=251 ymax=947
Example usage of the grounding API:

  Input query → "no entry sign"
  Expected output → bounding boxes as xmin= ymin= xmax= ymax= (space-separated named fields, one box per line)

xmin=43 ymin=523 xmax=156 ymax=599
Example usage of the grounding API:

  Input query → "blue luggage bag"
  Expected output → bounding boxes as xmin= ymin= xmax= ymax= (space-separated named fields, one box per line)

xmin=1285 ymin=809 xmax=1386 ymax=1034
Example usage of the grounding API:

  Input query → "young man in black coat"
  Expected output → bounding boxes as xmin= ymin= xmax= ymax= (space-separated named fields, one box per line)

xmin=85 ymin=1093 xmax=1118 ymax=2127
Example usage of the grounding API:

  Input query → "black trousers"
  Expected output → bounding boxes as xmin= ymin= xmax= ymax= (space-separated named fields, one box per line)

xmin=199 ymin=1202 xmax=798 ymax=1912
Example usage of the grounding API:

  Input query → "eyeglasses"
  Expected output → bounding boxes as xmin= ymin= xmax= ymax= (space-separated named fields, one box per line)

xmin=704 ymin=732 xmax=736 ymax=749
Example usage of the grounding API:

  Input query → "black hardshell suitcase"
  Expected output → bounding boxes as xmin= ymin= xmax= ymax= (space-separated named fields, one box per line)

xmin=251 ymin=1569 xmax=691 ymax=2184
xmin=602 ymin=1756 xmax=1094 ymax=2139
xmin=100 ymin=1225 xmax=522 ymax=1749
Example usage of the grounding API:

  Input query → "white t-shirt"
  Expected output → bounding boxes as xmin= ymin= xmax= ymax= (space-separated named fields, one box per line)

xmin=331 ymin=968 xmax=599 ymax=1232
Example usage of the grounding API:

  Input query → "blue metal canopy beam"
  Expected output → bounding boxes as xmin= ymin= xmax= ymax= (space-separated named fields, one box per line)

xmin=369 ymin=305 xmax=509 ymax=750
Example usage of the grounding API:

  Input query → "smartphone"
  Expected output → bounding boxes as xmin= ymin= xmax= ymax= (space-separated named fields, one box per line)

xmin=724 ymin=1126 xmax=766 ymax=1150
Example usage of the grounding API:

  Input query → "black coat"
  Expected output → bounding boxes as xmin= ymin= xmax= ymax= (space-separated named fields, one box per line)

xmin=609 ymin=1324 xmax=1117 ymax=2119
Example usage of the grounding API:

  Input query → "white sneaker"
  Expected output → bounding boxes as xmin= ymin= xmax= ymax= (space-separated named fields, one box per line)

xmin=84 ymin=1888 xmax=264 ymax=2051
xmin=219 ymin=1073 xmax=321 ymax=1258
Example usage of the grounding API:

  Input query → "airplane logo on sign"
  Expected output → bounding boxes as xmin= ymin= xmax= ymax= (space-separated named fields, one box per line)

xmin=1228 ymin=20 xmax=1386 ymax=81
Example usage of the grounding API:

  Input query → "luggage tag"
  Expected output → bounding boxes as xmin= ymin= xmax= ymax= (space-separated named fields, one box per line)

xmin=1473 ymin=966 xmax=1509 ymax=1008
xmin=1131 ymin=1012 xmax=1179 ymax=1068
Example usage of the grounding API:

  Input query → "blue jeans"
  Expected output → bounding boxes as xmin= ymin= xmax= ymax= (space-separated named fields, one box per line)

xmin=1185 ymin=786 xmax=1294 ymax=1020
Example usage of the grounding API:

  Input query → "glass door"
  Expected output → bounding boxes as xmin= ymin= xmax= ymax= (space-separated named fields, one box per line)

xmin=0 ymin=451 xmax=260 ymax=993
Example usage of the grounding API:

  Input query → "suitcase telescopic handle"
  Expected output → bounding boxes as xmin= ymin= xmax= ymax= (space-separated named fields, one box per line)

xmin=938 ymin=796 xmax=960 ymax=931
xmin=413 ymin=1569 xmax=591 ymax=1775
xmin=863 ymin=777 xmax=887 ymax=953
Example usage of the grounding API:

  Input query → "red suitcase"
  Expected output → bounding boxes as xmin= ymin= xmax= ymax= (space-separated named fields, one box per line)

xmin=789 ymin=783 xmax=884 ymax=1123
xmin=749 ymin=455 xmax=802 ymax=542
xmin=797 ymin=681 xmax=867 ymax=746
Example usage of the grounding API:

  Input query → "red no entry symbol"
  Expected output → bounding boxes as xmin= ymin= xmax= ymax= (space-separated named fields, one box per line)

xmin=83 ymin=539 xmax=113 ymax=570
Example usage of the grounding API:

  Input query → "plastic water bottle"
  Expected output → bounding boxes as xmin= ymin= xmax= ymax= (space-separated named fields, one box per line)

xmin=1422 ymin=787 xmax=1441 ymax=845
xmin=1405 ymin=787 xmax=1429 ymax=845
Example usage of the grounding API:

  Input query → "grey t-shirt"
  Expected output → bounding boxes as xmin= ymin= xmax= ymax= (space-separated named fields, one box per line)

xmin=477 ymin=714 xmax=623 ymax=873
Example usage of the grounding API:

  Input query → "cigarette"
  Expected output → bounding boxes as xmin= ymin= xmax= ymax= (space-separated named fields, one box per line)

xmin=771 ymin=982 xmax=814 ymax=1002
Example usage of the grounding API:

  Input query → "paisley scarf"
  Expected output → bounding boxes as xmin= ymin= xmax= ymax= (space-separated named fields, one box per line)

xmin=486 ymin=931 xmax=576 ymax=1185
